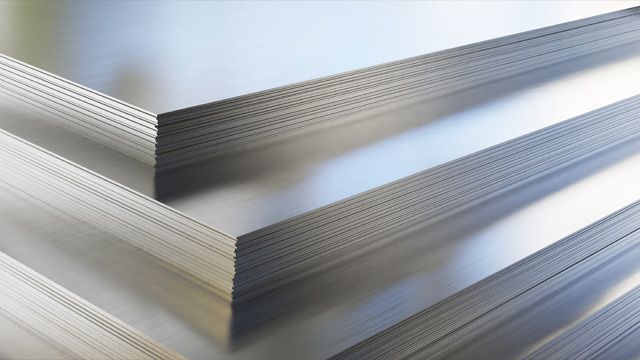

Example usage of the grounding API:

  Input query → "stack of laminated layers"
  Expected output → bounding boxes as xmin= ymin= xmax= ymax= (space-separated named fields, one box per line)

xmin=0 ymin=249 xmax=184 ymax=360
xmin=0 ymin=129 xmax=236 ymax=300
xmin=155 ymin=6 xmax=640 ymax=171
xmin=232 ymin=95 xmax=640 ymax=300
xmin=334 ymin=200 xmax=640 ymax=360
xmin=4 ymin=92 xmax=640 ymax=315
xmin=0 ymin=54 xmax=157 ymax=165
xmin=2 ymin=2 xmax=640 ymax=359
xmin=1 ymin=6 xmax=639 ymax=176
xmin=4 ymin=127 xmax=640 ymax=358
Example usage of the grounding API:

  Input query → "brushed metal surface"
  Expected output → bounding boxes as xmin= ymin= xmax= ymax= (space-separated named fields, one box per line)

xmin=3 ymin=47 xmax=640 ymax=237
xmin=2 ymin=3 xmax=640 ymax=357
xmin=2 ymin=141 xmax=640 ymax=358
xmin=0 ymin=313 xmax=69 ymax=360
xmin=167 ymin=52 xmax=640 ymax=235
xmin=0 ymin=1 xmax=636 ymax=113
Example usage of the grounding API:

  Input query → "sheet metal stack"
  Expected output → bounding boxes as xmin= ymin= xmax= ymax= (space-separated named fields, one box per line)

xmin=232 ymin=95 xmax=640 ymax=300
xmin=2 ymin=2 xmax=640 ymax=359
xmin=154 ymin=6 xmax=640 ymax=171
xmin=0 ymin=250 xmax=184 ymax=360
xmin=2 ymin=5 xmax=640 ymax=176
xmin=334 ymin=201 xmax=640 ymax=359
xmin=0 ymin=54 xmax=157 ymax=165
xmin=0 ymin=129 xmax=236 ymax=300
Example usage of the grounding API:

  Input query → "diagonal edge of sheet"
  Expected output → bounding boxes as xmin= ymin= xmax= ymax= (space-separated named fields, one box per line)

xmin=154 ymin=6 xmax=640 ymax=170
xmin=332 ymin=199 xmax=640 ymax=360
xmin=0 ymin=129 xmax=236 ymax=300
xmin=525 ymin=284 xmax=640 ymax=359
xmin=2 ymin=7 xmax=640 ymax=172
xmin=232 ymin=95 xmax=640 ymax=299
xmin=0 ymin=250 xmax=185 ymax=359
xmin=0 ymin=53 xmax=157 ymax=165
xmin=4 ymin=94 xmax=640 ymax=304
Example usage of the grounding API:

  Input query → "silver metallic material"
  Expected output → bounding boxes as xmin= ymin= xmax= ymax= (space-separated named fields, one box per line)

xmin=3 ymin=2 xmax=640 ymax=359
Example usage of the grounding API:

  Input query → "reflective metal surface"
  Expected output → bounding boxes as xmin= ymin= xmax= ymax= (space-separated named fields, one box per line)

xmin=3 ymin=42 xmax=640 ymax=238
xmin=2 ymin=138 xmax=640 ymax=358
xmin=0 ymin=313 xmax=68 ymax=360
xmin=0 ymin=95 xmax=155 ymax=196
xmin=2 ymin=3 xmax=640 ymax=358
xmin=0 ymin=1 xmax=635 ymax=113
xmin=167 ymin=51 xmax=640 ymax=235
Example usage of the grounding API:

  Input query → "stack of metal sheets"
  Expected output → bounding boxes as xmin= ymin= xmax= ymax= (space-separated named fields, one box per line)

xmin=335 ymin=200 xmax=640 ymax=359
xmin=3 ymin=5 xmax=640 ymax=182
xmin=0 ymin=129 xmax=237 ymax=300
xmin=154 ymin=6 xmax=640 ymax=171
xmin=2 ymin=2 xmax=640 ymax=359
xmin=0 ymin=250 xmax=184 ymax=360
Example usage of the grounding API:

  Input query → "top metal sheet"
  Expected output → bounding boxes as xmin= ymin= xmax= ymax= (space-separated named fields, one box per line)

xmin=0 ymin=1 xmax=636 ymax=113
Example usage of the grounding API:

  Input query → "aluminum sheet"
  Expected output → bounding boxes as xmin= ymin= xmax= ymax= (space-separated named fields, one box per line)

xmin=1 ymin=45 xmax=640 ymax=236
xmin=0 ymin=313 xmax=69 ymax=360
xmin=2 ymin=4 xmax=640 ymax=357
xmin=0 ymin=1 xmax=636 ymax=113
xmin=2 ymin=139 xmax=640 ymax=358
xmin=167 ymin=51 xmax=640 ymax=235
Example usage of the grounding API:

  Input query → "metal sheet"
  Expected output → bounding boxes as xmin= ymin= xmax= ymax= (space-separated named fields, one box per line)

xmin=0 ymin=313 xmax=69 ymax=360
xmin=2 ymin=139 xmax=640 ymax=358
xmin=2 ymin=3 xmax=640 ymax=357
xmin=3 ymin=46 xmax=640 ymax=237
xmin=166 ymin=51 xmax=640 ymax=235
xmin=0 ymin=1 xmax=636 ymax=113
